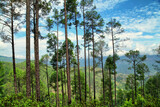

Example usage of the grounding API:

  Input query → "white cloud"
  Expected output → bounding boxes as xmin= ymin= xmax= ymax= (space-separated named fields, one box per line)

xmin=94 ymin=0 xmax=128 ymax=12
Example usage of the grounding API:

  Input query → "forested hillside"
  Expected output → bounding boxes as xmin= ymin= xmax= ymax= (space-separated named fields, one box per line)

xmin=0 ymin=0 xmax=160 ymax=107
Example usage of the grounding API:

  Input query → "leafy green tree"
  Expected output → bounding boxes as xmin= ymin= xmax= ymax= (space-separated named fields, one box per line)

xmin=125 ymin=50 xmax=146 ymax=100
xmin=105 ymin=55 xmax=119 ymax=106
xmin=40 ymin=54 xmax=50 ymax=101
xmin=145 ymin=72 xmax=160 ymax=98
xmin=71 ymin=71 xmax=89 ymax=102
xmin=117 ymin=89 xmax=125 ymax=106
xmin=0 ymin=62 xmax=5 ymax=97
xmin=136 ymin=63 xmax=149 ymax=97
xmin=125 ymin=74 xmax=135 ymax=104
xmin=95 ymin=40 xmax=108 ymax=105
xmin=106 ymin=18 xmax=124 ymax=106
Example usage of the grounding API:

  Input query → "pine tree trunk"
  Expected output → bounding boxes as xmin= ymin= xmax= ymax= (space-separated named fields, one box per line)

xmin=134 ymin=61 xmax=137 ymax=98
xmin=11 ymin=2 xmax=17 ymax=95
xmin=109 ymin=68 xmax=113 ymax=106
xmin=92 ymin=22 xmax=96 ymax=101
xmin=26 ymin=0 xmax=31 ymax=98
xmin=143 ymin=79 xmax=144 ymax=97
xmin=64 ymin=0 xmax=71 ymax=104
xmin=101 ymin=50 xmax=105 ymax=105
xmin=132 ymin=80 xmax=134 ymax=104
xmin=35 ymin=0 xmax=40 ymax=101
xmin=61 ymin=69 xmax=64 ymax=106
xmin=111 ymin=20 xmax=116 ymax=106
xmin=88 ymin=45 xmax=91 ymax=101
xmin=56 ymin=20 xmax=59 ymax=107
xmin=82 ymin=1 xmax=87 ymax=102
xmin=46 ymin=64 xmax=50 ymax=101
xmin=75 ymin=10 xmax=81 ymax=102
xmin=74 ymin=64 xmax=76 ymax=98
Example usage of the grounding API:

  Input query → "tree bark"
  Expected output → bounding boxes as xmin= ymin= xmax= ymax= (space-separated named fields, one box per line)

xmin=111 ymin=19 xmax=116 ymax=106
xmin=64 ymin=0 xmax=71 ymax=104
xmin=134 ymin=61 xmax=137 ymax=98
xmin=46 ymin=64 xmax=50 ymax=101
xmin=143 ymin=78 xmax=144 ymax=97
xmin=75 ymin=9 xmax=81 ymax=102
xmin=92 ymin=21 xmax=96 ymax=101
xmin=11 ymin=2 xmax=18 ymax=94
xmin=109 ymin=68 xmax=113 ymax=107
xmin=61 ymin=69 xmax=64 ymax=106
xmin=35 ymin=0 xmax=40 ymax=101
xmin=74 ymin=64 xmax=76 ymax=98
xmin=26 ymin=0 xmax=31 ymax=97
xmin=56 ymin=19 xmax=59 ymax=107
xmin=88 ymin=45 xmax=91 ymax=101
xmin=82 ymin=0 xmax=87 ymax=102
xmin=101 ymin=50 xmax=105 ymax=105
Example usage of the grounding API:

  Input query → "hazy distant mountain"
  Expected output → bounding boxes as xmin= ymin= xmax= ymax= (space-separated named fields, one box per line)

xmin=0 ymin=55 xmax=157 ymax=74
xmin=79 ymin=55 xmax=157 ymax=74
xmin=0 ymin=55 xmax=25 ymax=63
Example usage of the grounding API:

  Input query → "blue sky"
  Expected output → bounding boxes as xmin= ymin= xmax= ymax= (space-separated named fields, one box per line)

xmin=0 ymin=0 xmax=160 ymax=59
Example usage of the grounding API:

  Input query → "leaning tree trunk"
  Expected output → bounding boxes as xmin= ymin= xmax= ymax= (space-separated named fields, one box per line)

xmin=34 ymin=0 xmax=40 ymax=101
xmin=11 ymin=2 xmax=18 ymax=94
xmin=64 ymin=0 xmax=71 ymax=104
xmin=26 ymin=0 xmax=31 ymax=97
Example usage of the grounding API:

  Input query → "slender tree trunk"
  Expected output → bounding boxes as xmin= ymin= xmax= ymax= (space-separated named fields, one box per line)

xmin=101 ymin=50 xmax=105 ymax=105
xmin=11 ymin=2 xmax=18 ymax=94
xmin=82 ymin=0 xmax=87 ymax=102
xmin=64 ymin=0 xmax=71 ymax=104
xmin=88 ymin=45 xmax=91 ymax=101
xmin=31 ymin=73 xmax=34 ymax=99
xmin=26 ymin=0 xmax=31 ymax=97
xmin=61 ymin=69 xmax=64 ymax=106
xmin=74 ymin=64 xmax=76 ymax=98
xmin=109 ymin=68 xmax=113 ymax=106
xmin=56 ymin=20 xmax=59 ymax=107
xmin=141 ymin=80 xmax=142 ymax=95
xmin=133 ymin=61 xmax=137 ymax=98
xmin=111 ymin=19 xmax=116 ymax=106
xmin=143 ymin=78 xmax=144 ymax=97
xmin=64 ymin=64 xmax=67 ymax=105
xmin=46 ymin=64 xmax=50 ymax=101
xmin=92 ymin=22 xmax=96 ymax=101
xmin=18 ymin=79 xmax=20 ymax=92
xmin=132 ymin=80 xmax=134 ymax=104
xmin=35 ymin=0 xmax=40 ymax=101
xmin=75 ymin=10 xmax=81 ymax=102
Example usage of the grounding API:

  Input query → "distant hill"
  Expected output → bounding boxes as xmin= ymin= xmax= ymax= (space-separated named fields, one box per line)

xmin=0 ymin=55 xmax=158 ymax=74
xmin=79 ymin=55 xmax=157 ymax=74
xmin=0 ymin=55 xmax=25 ymax=63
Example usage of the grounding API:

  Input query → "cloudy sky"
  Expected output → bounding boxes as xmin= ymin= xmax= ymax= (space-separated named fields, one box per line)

xmin=0 ymin=0 xmax=160 ymax=59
